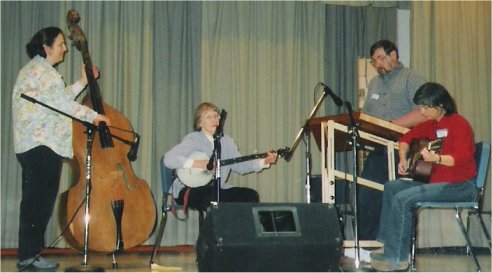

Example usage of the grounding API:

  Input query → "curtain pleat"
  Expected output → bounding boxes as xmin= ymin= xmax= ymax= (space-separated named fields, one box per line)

xmin=201 ymin=1 xmax=325 ymax=203
xmin=151 ymin=1 xmax=203 ymax=246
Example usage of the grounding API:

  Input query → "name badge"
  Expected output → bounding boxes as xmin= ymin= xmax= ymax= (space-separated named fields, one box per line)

xmin=436 ymin=129 xmax=448 ymax=138
xmin=371 ymin=93 xmax=380 ymax=100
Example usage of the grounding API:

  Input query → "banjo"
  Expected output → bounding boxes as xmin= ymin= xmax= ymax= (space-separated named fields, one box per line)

xmin=176 ymin=147 xmax=290 ymax=188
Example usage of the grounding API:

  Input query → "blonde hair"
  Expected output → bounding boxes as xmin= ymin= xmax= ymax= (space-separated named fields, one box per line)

xmin=193 ymin=102 xmax=220 ymax=131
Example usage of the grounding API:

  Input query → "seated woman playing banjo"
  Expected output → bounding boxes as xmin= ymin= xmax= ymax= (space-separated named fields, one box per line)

xmin=163 ymin=102 xmax=278 ymax=211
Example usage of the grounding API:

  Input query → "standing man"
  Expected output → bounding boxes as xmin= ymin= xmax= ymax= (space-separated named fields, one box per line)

xmin=358 ymin=40 xmax=426 ymax=241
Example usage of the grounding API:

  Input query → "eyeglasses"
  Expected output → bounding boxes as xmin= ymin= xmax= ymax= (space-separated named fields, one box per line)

xmin=370 ymin=53 xmax=387 ymax=66
xmin=418 ymin=105 xmax=440 ymax=111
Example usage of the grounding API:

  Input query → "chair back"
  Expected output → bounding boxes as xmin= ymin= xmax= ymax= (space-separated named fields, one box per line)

xmin=474 ymin=142 xmax=491 ymax=210
xmin=160 ymin=156 xmax=176 ymax=203
xmin=474 ymin=142 xmax=491 ymax=189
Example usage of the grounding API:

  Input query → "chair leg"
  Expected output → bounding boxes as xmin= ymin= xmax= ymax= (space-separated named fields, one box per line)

xmin=149 ymin=210 xmax=168 ymax=266
xmin=476 ymin=212 xmax=492 ymax=250
xmin=455 ymin=208 xmax=481 ymax=272
xmin=466 ymin=211 xmax=472 ymax=254
xmin=410 ymin=207 xmax=418 ymax=272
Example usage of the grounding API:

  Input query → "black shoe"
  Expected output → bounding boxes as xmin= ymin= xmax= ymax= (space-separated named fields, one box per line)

xmin=17 ymin=256 xmax=59 ymax=272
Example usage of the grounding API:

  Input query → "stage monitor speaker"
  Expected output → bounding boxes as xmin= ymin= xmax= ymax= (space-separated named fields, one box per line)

xmin=196 ymin=203 xmax=342 ymax=272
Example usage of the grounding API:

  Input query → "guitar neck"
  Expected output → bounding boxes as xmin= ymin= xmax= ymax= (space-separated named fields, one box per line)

xmin=221 ymin=152 xmax=267 ymax=166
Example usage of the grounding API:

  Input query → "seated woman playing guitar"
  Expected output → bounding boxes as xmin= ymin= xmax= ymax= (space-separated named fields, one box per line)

xmin=370 ymin=82 xmax=477 ymax=271
xmin=164 ymin=102 xmax=278 ymax=211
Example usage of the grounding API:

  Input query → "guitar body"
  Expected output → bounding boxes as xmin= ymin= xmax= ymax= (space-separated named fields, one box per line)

xmin=408 ymin=160 xmax=433 ymax=182
xmin=404 ymin=138 xmax=443 ymax=182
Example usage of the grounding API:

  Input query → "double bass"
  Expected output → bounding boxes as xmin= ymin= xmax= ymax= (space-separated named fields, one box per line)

xmin=59 ymin=10 xmax=156 ymax=253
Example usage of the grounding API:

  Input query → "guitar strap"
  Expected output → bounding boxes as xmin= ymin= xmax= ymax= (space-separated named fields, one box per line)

xmin=170 ymin=187 xmax=191 ymax=221
xmin=182 ymin=188 xmax=191 ymax=218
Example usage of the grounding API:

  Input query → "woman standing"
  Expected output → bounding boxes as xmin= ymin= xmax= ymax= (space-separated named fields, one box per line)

xmin=12 ymin=26 xmax=110 ymax=271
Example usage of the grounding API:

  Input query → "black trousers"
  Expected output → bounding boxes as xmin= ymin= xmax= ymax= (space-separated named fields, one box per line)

xmin=16 ymin=146 xmax=62 ymax=260
xmin=176 ymin=183 xmax=259 ymax=211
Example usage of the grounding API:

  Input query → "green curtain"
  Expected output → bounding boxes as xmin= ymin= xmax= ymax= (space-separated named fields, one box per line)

xmin=325 ymin=4 xmax=397 ymax=108
xmin=412 ymin=1 xmax=491 ymax=248
xmin=151 ymin=1 xmax=203 ymax=246
xmin=1 ymin=1 xmax=163 ymax=248
xmin=322 ymin=3 xmax=397 ymax=243
xmin=0 ymin=1 xmax=328 ymax=249
xmin=200 ymin=1 xmax=325 ymax=203
xmin=3 ymin=1 xmax=486 ymax=252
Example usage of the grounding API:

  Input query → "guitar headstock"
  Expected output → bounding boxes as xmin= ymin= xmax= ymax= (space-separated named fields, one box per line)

xmin=276 ymin=147 xmax=291 ymax=158
xmin=66 ymin=9 xmax=87 ymax=52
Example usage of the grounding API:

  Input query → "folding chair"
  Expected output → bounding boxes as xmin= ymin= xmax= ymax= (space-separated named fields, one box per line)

xmin=410 ymin=142 xmax=491 ymax=272
xmin=149 ymin=156 xmax=205 ymax=267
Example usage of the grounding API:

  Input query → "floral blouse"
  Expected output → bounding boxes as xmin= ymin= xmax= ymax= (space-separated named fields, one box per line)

xmin=12 ymin=55 xmax=97 ymax=158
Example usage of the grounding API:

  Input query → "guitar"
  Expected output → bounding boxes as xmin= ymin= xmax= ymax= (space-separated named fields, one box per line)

xmin=403 ymin=138 xmax=444 ymax=182
xmin=176 ymin=147 xmax=290 ymax=188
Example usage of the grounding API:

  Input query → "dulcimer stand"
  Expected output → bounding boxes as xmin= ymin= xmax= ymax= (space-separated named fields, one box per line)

xmin=20 ymin=94 xmax=105 ymax=272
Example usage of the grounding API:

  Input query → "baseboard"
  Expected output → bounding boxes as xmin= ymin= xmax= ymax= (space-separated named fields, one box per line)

xmin=417 ymin=246 xmax=491 ymax=255
xmin=0 ymin=245 xmax=195 ymax=257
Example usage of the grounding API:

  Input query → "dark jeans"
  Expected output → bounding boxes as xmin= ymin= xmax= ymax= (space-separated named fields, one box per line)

xmin=16 ymin=146 xmax=62 ymax=261
xmin=176 ymin=183 xmax=259 ymax=211
xmin=358 ymin=150 xmax=398 ymax=240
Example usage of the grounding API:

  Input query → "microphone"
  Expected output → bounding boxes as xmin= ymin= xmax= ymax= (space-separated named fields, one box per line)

xmin=320 ymin=83 xmax=343 ymax=107
xmin=208 ymin=109 xmax=227 ymax=170
xmin=127 ymin=133 xmax=140 ymax=161
xmin=213 ymin=109 xmax=227 ymax=138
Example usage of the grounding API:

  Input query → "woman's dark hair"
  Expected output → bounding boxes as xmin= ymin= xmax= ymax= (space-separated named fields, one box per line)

xmin=26 ymin=27 xmax=63 ymax=59
xmin=413 ymin=82 xmax=457 ymax=115
xmin=370 ymin=40 xmax=399 ymax=59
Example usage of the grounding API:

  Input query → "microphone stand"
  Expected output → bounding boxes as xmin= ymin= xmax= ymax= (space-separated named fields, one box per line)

xmin=284 ymin=84 xmax=328 ymax=203
xmin=343 ymin=101 xmax=372 ymax=271
xmin=21 ymin=94 xmax=105 ymax=272
xmin=212 ymin=134 xmax=222 ymax=203
xmin=208 ymin=109 xmax=227 ymax=203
